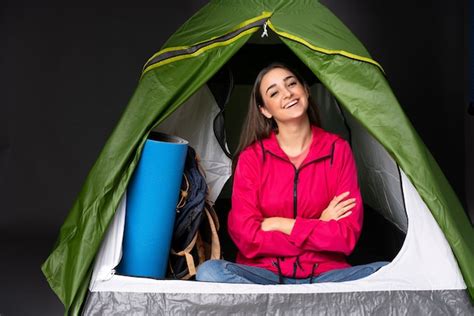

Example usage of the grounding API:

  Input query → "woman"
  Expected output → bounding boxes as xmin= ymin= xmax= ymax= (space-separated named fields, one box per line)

xmin=196 ymin=63 xmax=387 ymax=284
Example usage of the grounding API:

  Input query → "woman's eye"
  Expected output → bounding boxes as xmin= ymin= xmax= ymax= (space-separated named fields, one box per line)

xmin=289 ymin=81 xmax=297 ymax=87
xmin=270 ymin=91 xmax=278 ymax=97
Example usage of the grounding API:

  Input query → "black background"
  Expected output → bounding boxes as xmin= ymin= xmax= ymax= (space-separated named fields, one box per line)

xmin=1 ymin=0 xmax=471 ymax=314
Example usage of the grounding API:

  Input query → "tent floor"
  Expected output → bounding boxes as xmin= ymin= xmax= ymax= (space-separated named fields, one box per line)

xmin=83 ymin=290 xmax=474 ymax=315
xmin=213 ymin=198 xmax=406 ymax=265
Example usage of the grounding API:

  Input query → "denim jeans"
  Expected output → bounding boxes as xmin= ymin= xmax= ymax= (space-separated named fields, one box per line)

xmin=195 ymin=260 xmax=388 ymax=284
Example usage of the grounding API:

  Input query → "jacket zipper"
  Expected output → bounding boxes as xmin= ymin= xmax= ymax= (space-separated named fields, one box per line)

xmin=293 ymin=168 xmax=299 ymax=218
xmin=265 ymin=151 xmax=332 ymax=218
xmin=265 ymin=149 xmax=333 ymax=278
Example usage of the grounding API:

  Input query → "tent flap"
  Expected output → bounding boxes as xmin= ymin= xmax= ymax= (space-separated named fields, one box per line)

xmin=41 ymin=34 xmax=253 ymax=314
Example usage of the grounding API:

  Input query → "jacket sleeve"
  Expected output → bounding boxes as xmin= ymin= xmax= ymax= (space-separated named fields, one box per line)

xmin=288 ymin=139 xmax=363 ymax=255
xmin=228 ymin=148 xmax=303 ymax=259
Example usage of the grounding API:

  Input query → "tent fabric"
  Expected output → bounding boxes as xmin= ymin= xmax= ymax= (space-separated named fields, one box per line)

xmin=142 ymin=1 xmax=382 ymax=75
xmin=313 ymin=83 xmax=408 ymax=232
xmin=41 ymin=0 xmax=474 ymax=313
xmin=153 ymin=86 xmax=232 ymax=202
xmin=83 ymin=290 xmax=474 ymax=315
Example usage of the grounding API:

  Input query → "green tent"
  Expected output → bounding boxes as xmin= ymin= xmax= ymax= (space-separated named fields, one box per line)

xmin=42 ymin=1 xmax=474 ymax=314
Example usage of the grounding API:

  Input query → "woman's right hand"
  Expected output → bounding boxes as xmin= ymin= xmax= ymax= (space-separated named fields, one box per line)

xmin=319 ymin=191 xmax=356 ymax=221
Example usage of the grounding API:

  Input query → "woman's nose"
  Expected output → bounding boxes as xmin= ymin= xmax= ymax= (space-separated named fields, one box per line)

xmin=282 ymin=87 xmax=293 ymax=99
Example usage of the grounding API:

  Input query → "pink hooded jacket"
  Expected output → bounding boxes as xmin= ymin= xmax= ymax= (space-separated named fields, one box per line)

xmin=228 ymin=126 xmax=363 ymax=279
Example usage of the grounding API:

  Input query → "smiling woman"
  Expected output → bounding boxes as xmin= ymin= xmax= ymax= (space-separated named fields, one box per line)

xmin=232 ymin=63 xmax=321 ymax=169
xmin=195 ymin=63 xmax=388 ymax=284
xmin=259 ymin=68 xmax=310 ymax=124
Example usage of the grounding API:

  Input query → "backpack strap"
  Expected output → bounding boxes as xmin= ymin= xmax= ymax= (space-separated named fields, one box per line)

xmin=176 ymin=174 xmax=190 ymax=209
xmin=170 ymin=233 xmax=199 ymax=279
xmin=205 ymin=205 xmax=221 ymax=260
xmin=170 ymin=204 xmax=221 ymax=279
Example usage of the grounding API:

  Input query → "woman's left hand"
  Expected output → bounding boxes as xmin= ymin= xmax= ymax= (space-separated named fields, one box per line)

xmin=261 ymin=217 xmax=295 ymax=235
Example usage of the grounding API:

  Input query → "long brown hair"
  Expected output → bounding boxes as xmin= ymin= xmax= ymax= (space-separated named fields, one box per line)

xmin=233 ymin=63 xmax=321 ymax=170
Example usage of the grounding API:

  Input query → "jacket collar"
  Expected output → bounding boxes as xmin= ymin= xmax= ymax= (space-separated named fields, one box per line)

xmin=261 ymin=125 xmax=336 ymax=163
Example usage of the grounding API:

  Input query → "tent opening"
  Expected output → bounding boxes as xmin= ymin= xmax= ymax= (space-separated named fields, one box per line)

xmin=205 ymin=30 xmax=407 ymax=266
xmin=92 ymin=28 xmax=412 ymax=289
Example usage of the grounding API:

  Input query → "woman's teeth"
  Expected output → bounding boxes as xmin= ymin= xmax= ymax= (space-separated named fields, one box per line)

xmin=284 ymin=100 xmax=298 ymax=109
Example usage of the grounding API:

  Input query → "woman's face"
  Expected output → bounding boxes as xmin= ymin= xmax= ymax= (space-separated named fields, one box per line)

xmin=258 ymin=67 xmax=309 ymax=125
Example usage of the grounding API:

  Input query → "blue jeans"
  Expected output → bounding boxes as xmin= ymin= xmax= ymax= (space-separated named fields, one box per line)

xmin=196 ymin=260 xmax=388 ymax=284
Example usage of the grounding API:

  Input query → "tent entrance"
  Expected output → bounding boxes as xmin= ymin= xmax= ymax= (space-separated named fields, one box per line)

xmin=207 ymin=33 xmax=407 ymax=264
xmin=94 ymin=32 xmax=410 ymax=282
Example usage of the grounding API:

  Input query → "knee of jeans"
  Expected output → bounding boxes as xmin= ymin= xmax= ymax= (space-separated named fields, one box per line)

xmin=371 ymin=261 xmax=390 ymax=271
xmin=358 ymin=261 xmax=389 ymax=277
xmin=195 ymin=260 xmax=227 ymax=282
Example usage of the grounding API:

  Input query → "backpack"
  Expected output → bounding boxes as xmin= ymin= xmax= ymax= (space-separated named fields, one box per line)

xmin=168 ymin=147 xmax=221 ymax=279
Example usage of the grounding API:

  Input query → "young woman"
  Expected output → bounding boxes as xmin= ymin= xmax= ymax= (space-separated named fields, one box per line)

xmin=196 ymin=63 xmax=387 ymax=284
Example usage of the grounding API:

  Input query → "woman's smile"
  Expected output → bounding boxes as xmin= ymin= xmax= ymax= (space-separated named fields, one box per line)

xmin=259 ymin=67 xmax=309 ymax=123
xmin=284 ymin=99 xmax=299 ymax=109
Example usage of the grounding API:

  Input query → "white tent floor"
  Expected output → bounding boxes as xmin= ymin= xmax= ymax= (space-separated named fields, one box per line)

xmin=89 ymin=170 xmax=466 ymax=295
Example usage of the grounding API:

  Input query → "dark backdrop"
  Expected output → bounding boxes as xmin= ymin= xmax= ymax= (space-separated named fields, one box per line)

xmin=0 ymin=0 xmax=470 ymax=314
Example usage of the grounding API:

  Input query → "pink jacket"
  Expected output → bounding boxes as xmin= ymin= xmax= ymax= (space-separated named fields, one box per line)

xmin=228 ymin=126 xmax=363 ymax=279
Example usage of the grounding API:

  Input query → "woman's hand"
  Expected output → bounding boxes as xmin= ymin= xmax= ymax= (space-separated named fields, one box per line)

xmin=261 ymin=217 xmax=295 ymax=235
xmin=319 ymin=191 xmax=356 ymax=221
xmin=260 ymin=192 xmax=355 ymax=233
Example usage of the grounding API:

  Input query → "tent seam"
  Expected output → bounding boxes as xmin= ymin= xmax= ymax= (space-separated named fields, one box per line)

xmin=141 ymin=27 xmax=259 ymax=76
xmin=142 ymin=11 xmax=272 ymax=74
xmin=266 ymin=20 xmax=385 ymax=73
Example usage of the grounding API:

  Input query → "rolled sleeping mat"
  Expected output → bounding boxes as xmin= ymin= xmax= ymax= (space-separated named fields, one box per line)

xmin=118 ymin=132 xmax=188 ymax=279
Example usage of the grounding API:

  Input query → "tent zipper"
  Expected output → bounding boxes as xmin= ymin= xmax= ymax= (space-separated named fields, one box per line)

xmin=143 ymin=14 xmax=271 ymax=74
